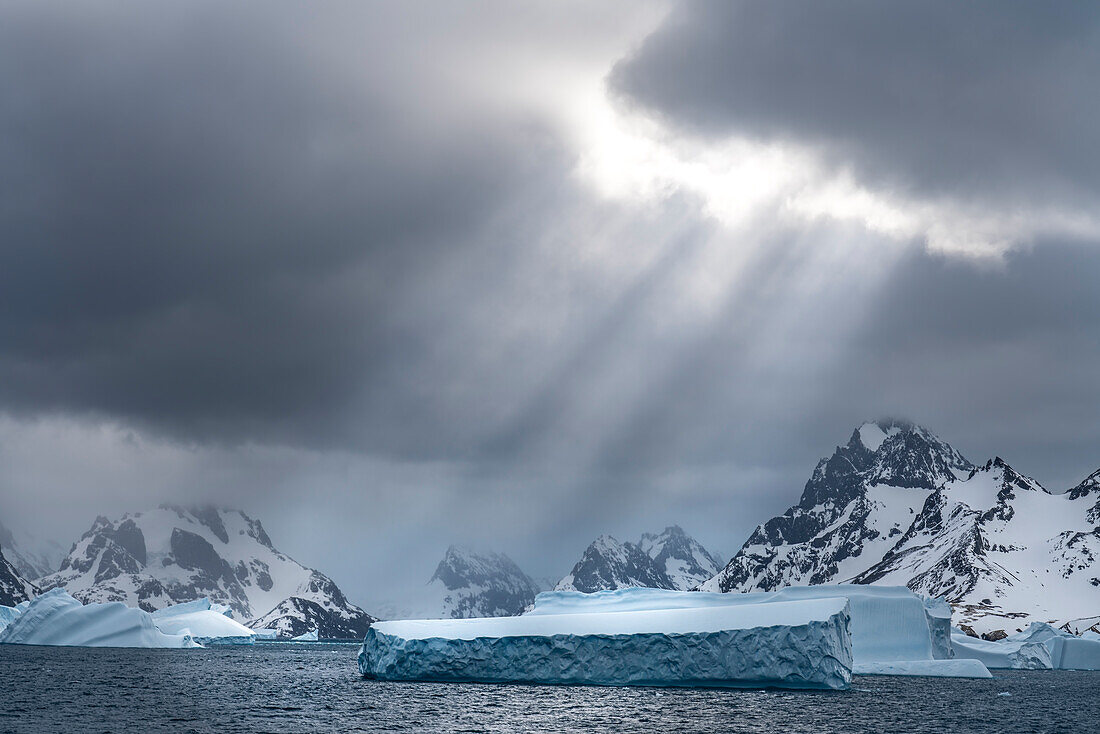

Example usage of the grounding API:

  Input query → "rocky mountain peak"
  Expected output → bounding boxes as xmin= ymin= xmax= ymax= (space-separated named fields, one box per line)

xmin=558 ymin=527 xmax=721 ymax=593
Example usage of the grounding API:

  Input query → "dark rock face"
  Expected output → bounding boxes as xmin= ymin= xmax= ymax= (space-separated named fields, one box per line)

xmin=560 ymin=536 xmax=672 ymax=592
xmin=0 ymin=545 xmax=38 ymax=606
xmin=111 ymin=520 xmax=147 ymax=567
xmin=706 ymin=421 xmax=974 ymax=593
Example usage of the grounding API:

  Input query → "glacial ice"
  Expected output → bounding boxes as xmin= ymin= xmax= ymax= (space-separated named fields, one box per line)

xmin=529 ymin=586 xmax=990 ymax=678
xmin=0 ymin=588 xmax=199 ymax=648
xmin=151 ymin=598 xmax=256 ymax=645
xmin=254 ymin=627 xmax=278 ymax=640
xmin=949 ymin=622 xmax=1100 ymax=670
xmin=291 ymin=628 xmax=319 ymax=642
xmin=0 ymin=604 xmax=23 ymax=634
xmin=1010 ymin=623 xmax=1100 ymax=670
xmin=360 ymin=597 xmax=854 ymax=689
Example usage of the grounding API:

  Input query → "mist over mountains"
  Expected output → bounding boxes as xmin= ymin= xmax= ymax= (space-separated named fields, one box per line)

xmin=2 ymin=419 xmax=1096 ymax=638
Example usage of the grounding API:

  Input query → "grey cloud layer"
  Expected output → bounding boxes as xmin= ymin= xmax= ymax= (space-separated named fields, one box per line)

xmin=0 ymin=1 xmax=1098 ymax=602
xmin=0 ymin=2 xmax=572 ymax=452
xmin=613 ymin=1 xmax=1100 ymax=206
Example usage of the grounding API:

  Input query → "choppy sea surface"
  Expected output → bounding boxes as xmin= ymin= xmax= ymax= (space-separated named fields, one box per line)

xmin=1 ymin=643 xmax=1097 ymax=733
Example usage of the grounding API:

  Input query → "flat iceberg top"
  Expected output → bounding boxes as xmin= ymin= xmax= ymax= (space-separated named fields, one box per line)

xmin=151 ymin=598 xmax=216 ymax=619
xmin=529 ymin=584 xmax=921 ymax=615
xmin=376 ymin=597 xmax=849 ymax=641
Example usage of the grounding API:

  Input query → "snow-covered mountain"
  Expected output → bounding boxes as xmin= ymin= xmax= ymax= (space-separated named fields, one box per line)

xmin=556 ymin=526 xmax=723 ymax=592
xmin=37 ymin=505 xmax=374 ymax=639
xmin=854 ymin=459 xmax=1100 ymax=635
xmin=380 ymin=546 xmax=540 ymax=620
xmin=0 ymin=520 xmax=65 ymax=580
xmin=702 ymin=420 xmax=973 ymax=594
xmin=701 ymin=420 xmax=1100 ymax=636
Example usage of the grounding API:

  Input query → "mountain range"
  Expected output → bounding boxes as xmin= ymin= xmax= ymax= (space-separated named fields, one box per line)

xmin=6 ymin=420 xmax=1097 ymax=639
xmin=556 ymin=526 xmax=724 ymax=593
xmin=35 ymin=505 xmax=374 ymax=639
xmin=701 ymin=420 xmax=1100 ymax=636
xmin=374 ymin=546 xmax=544 ymax=620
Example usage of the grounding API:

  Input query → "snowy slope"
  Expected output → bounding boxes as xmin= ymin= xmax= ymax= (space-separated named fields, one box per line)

xmin=854 ymin=459 xmax=1100 ymax=635
xmin=702 ymin=420 xmax=973 ymax=593
xmin=379 ymin=546 xmax=540 ymax=620
xmin=638 ymin=526 xmax=724 ymax=590
xmin=0 ymin=545 xmax=39 ymax=606
xmin=557 ymin=527 xmax=722 ymax=593
xmin=37 ymin=505 xmax=373 ymax=639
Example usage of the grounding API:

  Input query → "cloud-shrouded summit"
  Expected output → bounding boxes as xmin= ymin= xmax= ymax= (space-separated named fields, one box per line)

xmin=0 ymin=0 xmax=1097 ymax=607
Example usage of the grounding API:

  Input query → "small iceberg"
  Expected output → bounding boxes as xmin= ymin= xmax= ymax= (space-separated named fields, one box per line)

xmin=151 ymin=599 xmax=256 ymax=645
xmin=952 ymin=622 xmax=1100 ymax=670
xmin=0 ymin=588 xmax=199 ymax=648
xmin=253 ymin=628 xmax=278 ymax=641
xmin=291 ymin=628 xmax=319 ymax=642
xmin=360 ymin=597 xmax=853 ymax=689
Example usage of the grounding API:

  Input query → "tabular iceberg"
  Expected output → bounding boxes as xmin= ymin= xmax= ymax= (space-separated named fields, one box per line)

xmin=151 ymin=598 xmax=256 ymax=645
xmin=254 ymin=627 xmax=278 ymax=640
xmin=529 ymin=586 xmax=990 ymax=678
xmin=360 ymin=597 xmax=853 ymax=690
xmin=0 ymin=588 xmax=198 ymax=648
xmin=952 ymin=623 xmax=1100 ymax=670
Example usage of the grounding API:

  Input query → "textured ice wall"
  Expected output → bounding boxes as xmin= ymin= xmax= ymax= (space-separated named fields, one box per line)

xmin=360 ymin=599 xmax=853 ymax=690
xmin=0 ymin=604 xmax=22 ymax=635
xmin=0 ymin=588 xmax=197 ymax=648
xmin=921 ymin=597 xmax=954 ymax=660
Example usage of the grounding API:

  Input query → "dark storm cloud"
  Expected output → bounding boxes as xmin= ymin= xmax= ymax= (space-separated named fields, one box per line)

xmin=0 ymin=1 xmax=567 ymax=452
xmin=612 ymin=1 xmax=1100 ymax=206
xmin=2 ymin=0 xmax=1099 ymax=605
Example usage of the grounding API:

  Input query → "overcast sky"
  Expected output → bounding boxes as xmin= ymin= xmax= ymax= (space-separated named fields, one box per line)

xmin=1 ymin=1 xmax=1098 ymax=609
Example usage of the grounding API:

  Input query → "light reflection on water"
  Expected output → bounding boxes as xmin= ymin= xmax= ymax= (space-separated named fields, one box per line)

xmin=0 ymin=644 xmax=1097 ymax=733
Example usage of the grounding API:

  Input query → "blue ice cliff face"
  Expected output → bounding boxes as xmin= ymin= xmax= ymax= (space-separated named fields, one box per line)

xmin=359 ymin=597 xmax=853 ymax=690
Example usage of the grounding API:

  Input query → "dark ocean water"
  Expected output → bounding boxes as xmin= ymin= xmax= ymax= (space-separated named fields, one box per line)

xmin=0 ymin=643 xmax=1097 ymax=733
